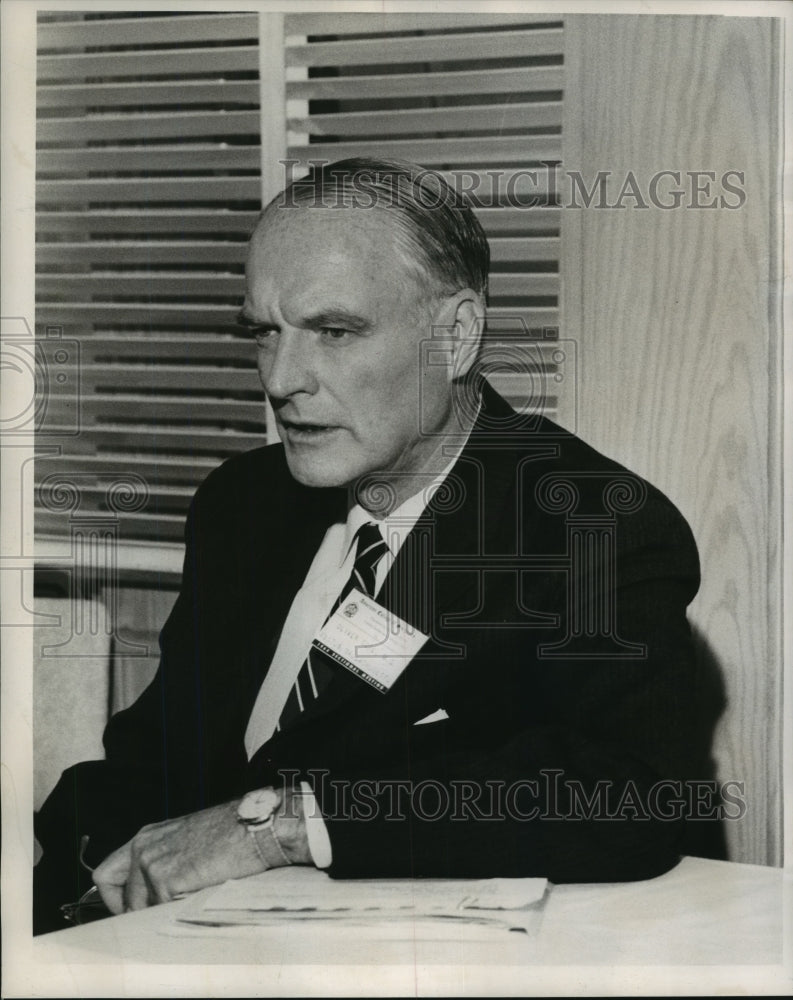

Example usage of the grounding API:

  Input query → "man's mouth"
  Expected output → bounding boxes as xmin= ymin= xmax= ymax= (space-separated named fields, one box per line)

xmin=279 ymin=419 xmax=339 ymax=439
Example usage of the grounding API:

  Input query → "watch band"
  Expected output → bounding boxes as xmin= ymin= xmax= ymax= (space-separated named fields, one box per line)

xmin=246 ymin=819 xmax=291 ymax=870
xmin=237 ymin=788 xmax=292 ymax=870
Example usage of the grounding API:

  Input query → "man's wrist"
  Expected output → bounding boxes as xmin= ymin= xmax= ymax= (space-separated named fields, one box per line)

xmin=236 ymin=787 xmax=312 ymax=867
xmin=274 ymin=787 xmax=312 ymax=864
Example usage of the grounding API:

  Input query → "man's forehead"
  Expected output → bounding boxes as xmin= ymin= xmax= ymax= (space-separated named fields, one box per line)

xmin=246 ymin=205 xmax=433 ymax=307
xmin=243 ymin=206 xmax=433 ymax=321
xmin=250 ymin=203 xmax=400 ymax=253
xmin=248 ymin=211 xmax=385 ymax=292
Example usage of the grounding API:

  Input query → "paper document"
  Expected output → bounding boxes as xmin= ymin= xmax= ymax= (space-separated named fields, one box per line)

xmin=176 ymin=867 xmax=548 ymax=934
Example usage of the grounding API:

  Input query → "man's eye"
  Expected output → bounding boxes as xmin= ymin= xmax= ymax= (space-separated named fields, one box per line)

xmin=253 ymin=329 xmax=277 ymax=346
xmin=319 ymin=327 xmax=349 ymax=341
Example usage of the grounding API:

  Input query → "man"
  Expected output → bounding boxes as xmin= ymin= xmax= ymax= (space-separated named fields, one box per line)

xmin=34 ymin=158 xmax=705 ymax=931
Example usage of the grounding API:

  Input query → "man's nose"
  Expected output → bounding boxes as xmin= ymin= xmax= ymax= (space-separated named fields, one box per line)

xmin=259 ymin=329 xmax=318 ymax=400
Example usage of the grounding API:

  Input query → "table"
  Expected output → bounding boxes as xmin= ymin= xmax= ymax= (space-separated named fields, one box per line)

xmin=16 ymin=857 xmax=792 ymax=996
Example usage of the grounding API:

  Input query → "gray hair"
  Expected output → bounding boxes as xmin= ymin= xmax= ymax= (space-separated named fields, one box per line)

xmin=260 ymin=157 xmax=490 ymax=303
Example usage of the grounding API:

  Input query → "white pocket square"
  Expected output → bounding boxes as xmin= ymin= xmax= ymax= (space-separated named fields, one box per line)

xmin=413 ymin=708 xmax=449 ymax=726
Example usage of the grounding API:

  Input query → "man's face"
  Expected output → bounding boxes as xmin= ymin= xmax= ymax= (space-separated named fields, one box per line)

xmin=241 ymin=207 xmax=459 ymax=491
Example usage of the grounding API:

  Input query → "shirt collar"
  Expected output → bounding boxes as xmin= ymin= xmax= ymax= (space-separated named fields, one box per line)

xmin=338 ymin=417 xmax=478 ymax=568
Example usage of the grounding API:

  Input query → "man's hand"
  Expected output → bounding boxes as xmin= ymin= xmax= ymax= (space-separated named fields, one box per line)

xmin=93 ymin=791 xmax=310 ymax=914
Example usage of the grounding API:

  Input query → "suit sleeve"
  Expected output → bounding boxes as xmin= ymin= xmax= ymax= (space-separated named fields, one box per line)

xmin=303 ymin=490 xmax=706 ymax=883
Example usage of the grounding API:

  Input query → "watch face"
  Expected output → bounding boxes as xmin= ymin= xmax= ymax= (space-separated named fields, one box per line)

xmin=238 ymin=787 xmax=279 ymax=824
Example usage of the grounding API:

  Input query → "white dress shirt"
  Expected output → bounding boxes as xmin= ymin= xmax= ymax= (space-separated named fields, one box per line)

xmin=244 ymin=440 xmax=471 ymax=867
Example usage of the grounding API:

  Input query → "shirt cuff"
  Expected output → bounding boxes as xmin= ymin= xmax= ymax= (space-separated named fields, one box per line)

xmin=300 ymin=780 xmax=333 ymax=869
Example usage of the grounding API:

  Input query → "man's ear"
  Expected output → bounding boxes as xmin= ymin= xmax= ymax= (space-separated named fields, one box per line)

xmin=446 ymin=291 xmax=485 ymax=382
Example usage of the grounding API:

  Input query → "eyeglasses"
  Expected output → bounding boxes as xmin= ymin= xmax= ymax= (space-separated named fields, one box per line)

xmin=60 ymin=885 xmax=111 ymax=926
xmin=59 ymin=836 xmax=110 ymax=926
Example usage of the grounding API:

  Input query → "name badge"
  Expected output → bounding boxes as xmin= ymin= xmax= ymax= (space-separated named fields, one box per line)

xmin=311 ymin=589 xmax=429 ymax=693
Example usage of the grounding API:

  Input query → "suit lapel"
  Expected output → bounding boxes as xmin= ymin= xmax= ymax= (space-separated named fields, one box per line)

xmin=381 ymin=383 xmax=560 ymax=627
xmin=276 ymin=384 xmax=551 ymax=733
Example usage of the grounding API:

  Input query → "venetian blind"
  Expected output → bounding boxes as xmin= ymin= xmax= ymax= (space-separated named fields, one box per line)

xmin=283 ymin=12 xmax=564 ymax=418
xmin=35 ymin=11 xmax=563 ymax=553
xmin=35 ymin=11 xmax=262 ymax=545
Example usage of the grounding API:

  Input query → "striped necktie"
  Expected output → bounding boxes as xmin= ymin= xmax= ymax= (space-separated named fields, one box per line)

xmin=277 ymin=521 xmax=389 ymax=730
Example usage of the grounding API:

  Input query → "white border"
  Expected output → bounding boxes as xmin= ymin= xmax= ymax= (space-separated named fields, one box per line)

xmin=2 ymin=1 xmax=790 ymax=996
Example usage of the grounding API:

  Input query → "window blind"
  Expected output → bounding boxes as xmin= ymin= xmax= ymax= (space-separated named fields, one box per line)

xmin=35 ymin=11 xmax=564 ymax=553
xmin=35 ymin=11 xmax=263 ymax=546
xmin=283 ymin=12 xmax=563 ymax=419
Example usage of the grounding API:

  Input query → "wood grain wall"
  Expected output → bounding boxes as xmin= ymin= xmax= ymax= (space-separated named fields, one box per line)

xmin=561 ymin=14 xmax=782 ymax=864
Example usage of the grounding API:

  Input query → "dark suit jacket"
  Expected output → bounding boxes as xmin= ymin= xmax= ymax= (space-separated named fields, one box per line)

xmin=36 ymin=385 xmax=704 ymax=923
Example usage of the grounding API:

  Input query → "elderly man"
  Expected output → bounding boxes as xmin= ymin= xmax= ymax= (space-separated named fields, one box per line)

xmin=34 ymin=158 xmax=704 ymax=931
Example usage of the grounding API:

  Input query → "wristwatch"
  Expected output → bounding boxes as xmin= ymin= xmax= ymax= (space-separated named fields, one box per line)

xmin=236 ymin=787 xmax=291 ymax=869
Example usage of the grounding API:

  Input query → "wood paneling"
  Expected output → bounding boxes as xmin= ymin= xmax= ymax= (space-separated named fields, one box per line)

xmin=562 ymin=15 xmax=782 ymax=864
